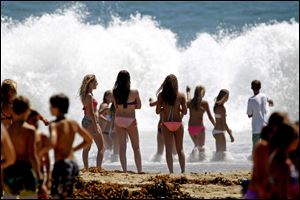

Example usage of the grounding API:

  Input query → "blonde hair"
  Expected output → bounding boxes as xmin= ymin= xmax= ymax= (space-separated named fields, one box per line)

xmin=191 ymin=85 xmax=205 ymax=110
xmin=78 ymin=74 xmax=96 ymax=104
xmin=214 ymin=89 xmax=229 ymax=110
xmin=1 ymin=79 xmax=17 ymax=105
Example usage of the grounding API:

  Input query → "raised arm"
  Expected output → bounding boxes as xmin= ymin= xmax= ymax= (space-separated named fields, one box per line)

xmin=72 ymin=120 xmax=93 ymax=152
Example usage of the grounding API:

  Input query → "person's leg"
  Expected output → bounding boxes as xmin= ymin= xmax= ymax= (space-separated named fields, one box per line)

xmin=198 ymin=129 xmax=205 ymax=148
xmin=103 ymin=133 xmax=113 ymax=151
xmin=252 ymin=134 xmax=260 ymax=153
xmin=163 ymin=126 xmax=174 ymax=173
xmin=127 ymin=122 xmax=142 ymax=173
xmin=82 ymin=144 xmax=91 ymax=169
xmin=157 ymin=124 xmax=165 ymax=155
xmin=111 ymin=131 xmax=119 ymax=161
xmin=92 ymin=132 xmax=105 ymax=168
xmin=214 ymin=133 xmax=226 ymax=152
xmin=116 ymin=126 xmax=127 ymax=172
xmin=174 ymin=126 xmax=185 ymax=173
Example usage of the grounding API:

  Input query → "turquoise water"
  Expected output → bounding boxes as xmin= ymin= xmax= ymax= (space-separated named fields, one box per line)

xmin=1 ymin=1 xmax=299 ymax=172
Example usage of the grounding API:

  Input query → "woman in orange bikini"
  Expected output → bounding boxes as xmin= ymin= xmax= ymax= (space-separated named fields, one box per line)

xmin=156 ymin=74 xmax=187 ymax=173
xmin=79 ymin=74 xmax=105 ymax=169
xmin=113 ymin=70 xmax=142 ymax=173
xmin=186 ymin=85 xmax=215 ymax=158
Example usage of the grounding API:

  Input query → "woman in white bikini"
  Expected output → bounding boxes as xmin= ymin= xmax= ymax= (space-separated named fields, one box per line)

xmin=113 ymin=70 xmax=142 ymax=173
xmin=212 ymin=89 xmax=234 ymax=157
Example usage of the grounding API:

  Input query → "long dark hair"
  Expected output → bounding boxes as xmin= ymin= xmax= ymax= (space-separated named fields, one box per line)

xmin=191 ymin=85 xmax=205 ymax=110
xmin=113 ymin=70 xmax=131 ymax=108
xmin=156 ymin=74 xmax=178 ymax=106
xmin=102 ymin=90 xmax=112 ymax=104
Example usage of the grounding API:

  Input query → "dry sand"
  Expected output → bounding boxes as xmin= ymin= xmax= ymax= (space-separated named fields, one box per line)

xmin=71 ymin=167 xmax=251 ymax=199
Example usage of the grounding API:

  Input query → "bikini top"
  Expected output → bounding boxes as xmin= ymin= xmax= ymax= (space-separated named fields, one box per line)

xmin=83 ymin=98 xmax=98 ymax=114
xmin=118 ymin=100 xmax=136 ymax=108
xmin=1 ymin=110 xmax=13 ymax=120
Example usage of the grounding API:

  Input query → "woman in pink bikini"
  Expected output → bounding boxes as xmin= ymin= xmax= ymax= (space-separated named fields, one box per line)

xmin=212 ymin=89 xmax=234 ymax=158
xmin=79 ymin=74 xmax=105 ymax=169
xmin=113 ymin=70 xmax=142 ymax=173
xmin=186 ymin=85 xmax=215 ymax=157
xmin=156 ymin=74 xmax=187 ymax=173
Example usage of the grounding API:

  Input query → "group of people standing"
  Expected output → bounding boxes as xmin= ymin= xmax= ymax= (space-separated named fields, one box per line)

xmin=78 ymin=71 xmax=237 ymax=174
xmin=1 ymin=70 xmax=299 ymax=199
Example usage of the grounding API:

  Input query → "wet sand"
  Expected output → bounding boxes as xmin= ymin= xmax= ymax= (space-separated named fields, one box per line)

xmin=71 ymin=168 xmax=251 ymax=199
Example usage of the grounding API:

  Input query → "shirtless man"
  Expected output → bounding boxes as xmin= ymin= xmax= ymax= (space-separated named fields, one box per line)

xmin=49 ymin=93 xmax=92 ymax=199
xmin=3 ymin=96 xmax=43 ymax=198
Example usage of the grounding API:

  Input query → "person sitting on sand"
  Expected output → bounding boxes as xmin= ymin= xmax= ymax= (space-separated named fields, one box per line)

xmin=49 ymin=93 xmax=93 ymax=199
xmin=113 ymin=70 xmax=142 ymax=173
xmin=156 ymin=74 xmax=187 ymax=173
xmin=79 ymin=74 xmax=105 ymax=169
xmin=186 ymin=85 xmax=215 ymax=159
xmin=98 ymin=90 xmax=119 ymax=162
xmin=149 ymin=98 xmax=177 ymax=162
xmin=2 ymin=96 xmax=43 ymax=199
xmin=1 ymin=79 xmax=17 ymax=128
xmin=212 ymin=89 xmax=234 ymax=158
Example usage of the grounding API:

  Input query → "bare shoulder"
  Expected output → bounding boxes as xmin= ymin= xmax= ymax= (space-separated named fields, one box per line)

xmin=131 ymin=89 xmax=139 ymax=96
xmin=178 ymin=92 xmax=186 ymax=100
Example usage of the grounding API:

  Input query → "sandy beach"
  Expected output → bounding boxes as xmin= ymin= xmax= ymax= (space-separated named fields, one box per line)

xmin=71 ymin=168 xmax=251 ymax=199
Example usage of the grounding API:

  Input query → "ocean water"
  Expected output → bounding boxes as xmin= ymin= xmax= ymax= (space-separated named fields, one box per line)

xmin=1 ymin=1 xmax=299 ymax=173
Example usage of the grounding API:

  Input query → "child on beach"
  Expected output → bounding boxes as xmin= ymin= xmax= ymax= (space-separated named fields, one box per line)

xmin=212 ymin=89 xmax=234 ymax=159
xmin=113 ymin=70 xmax=142 ymax=173
xmin=247 ymin=80 xmax=273 ymax=154
xmin=1 ymin=79 xmax=17 ymax=128
xmin=156 ymin=74 xmax=187 ymax=173
xmin=27 ymin=109 xmax=51 ymax=198
xmin=149 ymin=98 xmax=177 ymax=162
xmin=186 ymin=85 xmax=215 ymax=160
xmin=98 ymin=90 xmax=119 ymax=162
xmin=49 ymin=93 xmax=93 ymax=199
xmin=2 ymin=96 xmax=43 ymax=199
xmin=79 ymin=74 xmax=105 ymax=169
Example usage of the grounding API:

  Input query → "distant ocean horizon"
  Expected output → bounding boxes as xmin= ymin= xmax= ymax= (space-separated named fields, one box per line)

xmin=1 ymin=1 xmax=299 ymax=172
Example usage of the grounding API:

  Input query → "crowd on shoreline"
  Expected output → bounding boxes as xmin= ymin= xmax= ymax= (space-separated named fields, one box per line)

xmin=1 ymin=70 xmax=299 ymax=199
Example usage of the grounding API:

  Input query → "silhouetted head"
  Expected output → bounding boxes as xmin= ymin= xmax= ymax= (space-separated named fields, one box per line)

xmin=261 ymin=112 xmax=290 ymax=141
xmin=12 ymin=96 xmax=30 ymax=120
xmin=251 ymin=80 xmax=261 ymax=92
xmin=79 ymin=74 xmax=98 ymax=104
xmin=27 ymin=109 xmax=40 ymax=129
xmin=103 ymin=90 xmax=113 ymax=104
xmin=192 ymin=85 xmax=205 ymax=110
xmin=50 ymin=93 xmax=69 ymax=116
xmin=157 ymin=74 xmax=178 ymax=106
xmin=214 ymin=89 xmax=229 ymax=109
xmin=113 ymin=70 xmax=131 ymax=108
